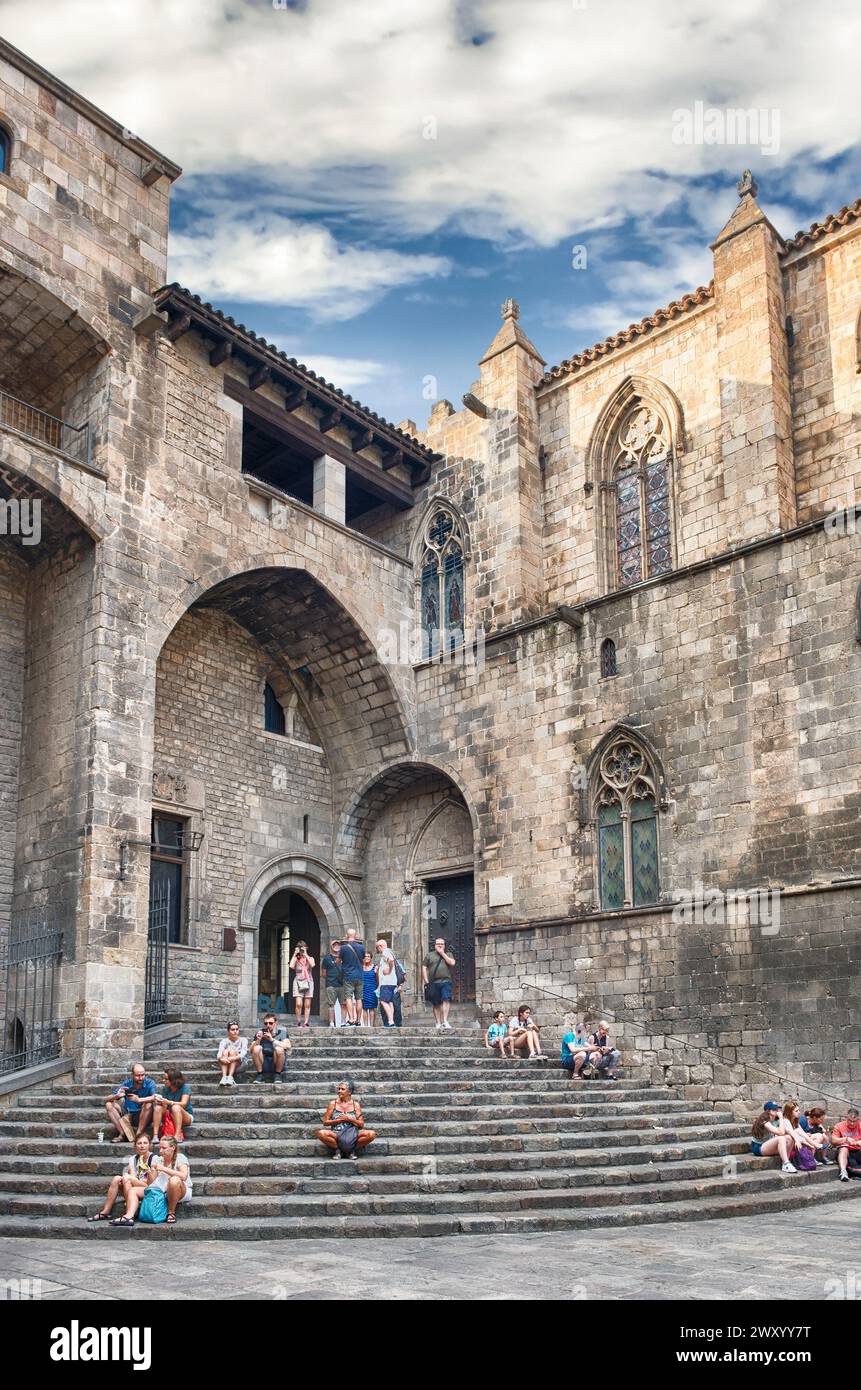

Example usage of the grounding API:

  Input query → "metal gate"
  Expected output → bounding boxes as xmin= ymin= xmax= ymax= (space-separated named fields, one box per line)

xmin=0 ymin=907 xmax=63 ymax=1074
xmin=145 ymin=878 xmax=170 ymax=1030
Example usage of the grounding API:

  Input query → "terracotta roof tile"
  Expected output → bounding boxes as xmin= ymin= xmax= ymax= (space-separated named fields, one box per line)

xmin=539 ymin=282 xmax=714 ymax=385
xmin=783 ymin=197 xmax=861 ymax=253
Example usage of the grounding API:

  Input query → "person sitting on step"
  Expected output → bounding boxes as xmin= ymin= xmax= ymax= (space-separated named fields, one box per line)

xmin=87 ymin=1132 xmax=154 ymax=1222
xmin=831 ymin=1107 xmax=861 ymax=1182
xmin=780 ymin=1099 xmax=820 ymax=1170
xmin=316 ymin=1079 xmax=376 ymax=1160
xmin=153 ymin=1067 xmax=194 ymax=1142
xmin=132 ymin=1134 xmax=192 ymax=1227
xmin=798 ymin=1105 xmax=834 ymax=1164
xmin=507 ymin=1005 xmax=546 ymax=1060
xmin=750 ymin=1099 xmax=799 ymax=1174
xmin=216 ymin=1021 xmax=248 ymax=1085
xmin=587 ymin=1020 xmax=621 ymax=1080
xmin=485 ymin=1010 xmax=509 ymax=1059
xmin=103 ymin=1062 xmax=157 ymax=1144
xmin=250 ymin=1013 xmax=291 ymax=1082
xmin=560 ymin=1021 xmax=596 ymax=1080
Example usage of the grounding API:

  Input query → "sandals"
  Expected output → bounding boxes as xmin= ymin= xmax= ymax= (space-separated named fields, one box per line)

xmin=166 ymin=1213 xmax=177 ymax=1224
xmin=87 ymin=1211 xmax=112 ymax=1222
xmin=109 ymin=1216 xmax=135 ymax=1227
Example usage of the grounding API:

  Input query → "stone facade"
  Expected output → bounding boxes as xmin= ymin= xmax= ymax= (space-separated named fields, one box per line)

xmin=1 ymin=41 xmax=859 ymax=1103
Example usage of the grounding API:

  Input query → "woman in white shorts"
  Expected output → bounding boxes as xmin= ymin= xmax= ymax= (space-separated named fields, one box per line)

xmin=150 ymin=1134 xmax=192 ymax=1224
xmin=289 ymin=940 xmax=316 ymax=1028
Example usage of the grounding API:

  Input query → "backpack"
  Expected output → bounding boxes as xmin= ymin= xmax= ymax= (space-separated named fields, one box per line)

xmin=138 ymin=1186 xmax=168 ymax=1224
xmin=793 ymin=1146 xmax=817 ymax=1172
xmin=394 ymin=958 xmax=406 ymax=987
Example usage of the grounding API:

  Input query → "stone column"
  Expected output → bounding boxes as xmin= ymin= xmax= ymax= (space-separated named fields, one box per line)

xmin=313 ymin=453 xmax=346 ymax=524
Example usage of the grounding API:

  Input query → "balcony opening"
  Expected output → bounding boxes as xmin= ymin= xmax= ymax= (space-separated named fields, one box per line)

xmin=242 ymin=412 xmax=393 ymax=524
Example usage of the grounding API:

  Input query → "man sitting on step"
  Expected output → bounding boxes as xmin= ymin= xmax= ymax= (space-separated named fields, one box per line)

xmin=103 ymin=1063 xmax=157 ymax=1143
xmin=250 ymin=1013 xmax=291 ymax=1083
xmin=587 ymin=1021 xmax=621 ymax=1081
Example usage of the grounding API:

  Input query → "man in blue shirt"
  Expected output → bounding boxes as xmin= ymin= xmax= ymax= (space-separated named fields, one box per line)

xmin=104 ymin=1063 xmax=157 ymax=1142
xmin=338 ymin=928 xmax=366 ymax=1027
xmin=560 ymin=1023 xmax=595 ymax=1081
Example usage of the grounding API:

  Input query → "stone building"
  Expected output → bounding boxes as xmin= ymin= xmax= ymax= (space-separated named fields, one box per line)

xmin=1 ymin=38 xmax=859 ymax=1100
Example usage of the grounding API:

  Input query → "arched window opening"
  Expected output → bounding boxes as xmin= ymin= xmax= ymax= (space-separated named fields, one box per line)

xmin=600 ymin=638 xmax=617 ymax=678
xmin=0 ymin=125 xmax=10 ymax=177
xmin=264 ymin=681 xmax=286 ymax=736
xmin=419 ymin=506 xmax=466 ymax=658
xmin=594 ymin=734 xmax=660 ymax=909
xmin=611 ymin=403 xmax=672 ymax=588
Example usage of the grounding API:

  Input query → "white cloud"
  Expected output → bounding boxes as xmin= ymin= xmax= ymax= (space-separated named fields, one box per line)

xmin=168 ymin=213 xmax=450 ymax=319
xmin=2 ymin=0 xmax=859 ymax=251
xmin=275 ymin=352 xmax=389 ymax=394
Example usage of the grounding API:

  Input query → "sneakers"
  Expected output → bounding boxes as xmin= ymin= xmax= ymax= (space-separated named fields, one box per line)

xmin=840 ymin=1171 xmax=850 ymax=1182
xmin=252 ymin=1073 xmax=265 ymax=1084
xmin=442 ymin=1021 xmax=452 ymax=1030
xmin=274 ymin=1071 xmax=285 ymax=1083
xmin=781 ymin=1162 xmax=799 ymax=1175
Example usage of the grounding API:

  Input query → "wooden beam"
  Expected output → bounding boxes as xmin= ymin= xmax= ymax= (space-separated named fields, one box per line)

xmin=381 ymin=447 xmax=403 ymax=471
xmin=248 ymin=363 xmax=271 ymax=391
xmin=210 ymin=339 xmax=233 ymax=367
xmin=319 ymin=408 xmax=342 ymax=434
xmin=165 ymin=313 xmax=192 ymax=343
xmin=350 ymin=427 xmax=375 ymax=451
xmin=284 ymin=387 xmax=308 ymax=412
xmin=223 ymin=377 xmax=414 ymax=510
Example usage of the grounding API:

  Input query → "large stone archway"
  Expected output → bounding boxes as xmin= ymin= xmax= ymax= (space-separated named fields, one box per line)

xmin=237 ymin=854 xmax=362 ymax=1022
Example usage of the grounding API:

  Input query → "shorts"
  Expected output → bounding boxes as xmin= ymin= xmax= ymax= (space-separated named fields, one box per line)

xmin=426 ymin=980 xmax=453 ymax=1006
xmin=343 ymin=978 xmax=363 ymax=1001
xmin=751 ymin=1140 xmax=764 ymax=1156
xmin=379 ymin=985 xmax=396 ymax=1004
xmin=840 ymin=1147 xmax=861 ymax=1168
xmin=292 ymin=979 xmax=314 ymax=1000
xmin=326 ymin=984 xmax=347 ymax=1006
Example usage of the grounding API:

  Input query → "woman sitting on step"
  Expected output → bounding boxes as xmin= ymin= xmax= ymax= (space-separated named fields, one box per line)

xmin=750 ymin=1100 xmax=799 ymax=1175
xmin=507 ymin=1005 xmax=547 ymax=1060
xmin=153 ymin=1067 xmax=194 ymax=1142
xmin=87 ymin=1133 xmax=154 ymax=1223
xmin=148 ymin=1134 xmax=192 ymax=1224
xmin=316 ymin=1079 xmax=377 ymax=1159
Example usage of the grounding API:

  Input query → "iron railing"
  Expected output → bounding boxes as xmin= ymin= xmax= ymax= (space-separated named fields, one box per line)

xmin=0 ymin=908 xmax=64 ymax=1074
xmin=0 ymin=388 xmax=91 ymax=468
xmin=145 ymin=879 xmax=170 ymax=1030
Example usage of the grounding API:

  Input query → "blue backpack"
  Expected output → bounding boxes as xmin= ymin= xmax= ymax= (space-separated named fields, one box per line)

xmin=138 ymin=1186 xmax=168 ymax=1224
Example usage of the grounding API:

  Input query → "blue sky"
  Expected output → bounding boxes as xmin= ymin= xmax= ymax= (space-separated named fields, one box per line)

xmin=3 ymin=0 xmax=861 ymax=426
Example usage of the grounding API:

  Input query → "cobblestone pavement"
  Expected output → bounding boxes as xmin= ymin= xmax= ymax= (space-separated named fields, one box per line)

xmin=2 ymin=1201 xmax=860 ymax=1300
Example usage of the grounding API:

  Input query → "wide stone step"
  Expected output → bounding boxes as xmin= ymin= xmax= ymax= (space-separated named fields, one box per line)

xmin=14 ymin=1081 xmax=667 ymax=1103
xmin=0 ymin=1109 xmax=734 ymax=1142
xmin=0 ymin=1150 xmax=775 ymax=1199
xmin=2 ymin=1165 xmax=857 ymax=1239
xmin=1 ymin=1099 xmax=700 ymax=1127
xmin=0 ymin=1119 xmax=743 ymax=1158
xmin=0 ymin=1133 xmax=748 ymax=1179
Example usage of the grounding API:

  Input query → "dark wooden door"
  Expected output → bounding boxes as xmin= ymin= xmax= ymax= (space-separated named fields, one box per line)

xmin=427 ymin=874 xmax=475 ymax=1002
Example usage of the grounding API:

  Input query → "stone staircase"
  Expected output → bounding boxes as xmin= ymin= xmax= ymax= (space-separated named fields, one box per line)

xmin=0 ymin=1026 xmax=857 ymax=1239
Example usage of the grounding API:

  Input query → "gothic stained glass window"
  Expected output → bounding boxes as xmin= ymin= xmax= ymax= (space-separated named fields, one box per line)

xmin=594 ymin=734 xmax=661 ymax=910
xmin=600 ymin=638 xmax=617 ymax=678
xmin=611 ymin=403 xmax=673 ymax=589
xmin=419 ymin=507 xmax=466 ymax=658
xmin=421 ymin=554 xmax=441 ymax=659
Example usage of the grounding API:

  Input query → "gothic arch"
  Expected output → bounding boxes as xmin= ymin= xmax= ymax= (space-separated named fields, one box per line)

xmin=336 ymin=757 xmax=480 ymax=864
xmin=584 ymin=725 xmax=669 ymax=911
xmin=406 ymin=795 xmax=474 ymax=888
xmin=410 ymin=497 xmax=471 ymax=660
xmin=586 ymin=376 xmax=684 ymax=594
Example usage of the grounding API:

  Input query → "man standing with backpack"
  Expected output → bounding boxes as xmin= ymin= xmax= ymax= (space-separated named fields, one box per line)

xmin=375 ymin=938 xmax=407 ymax=1027
xmin=339 ymin=927 xmax=366 ymax=1027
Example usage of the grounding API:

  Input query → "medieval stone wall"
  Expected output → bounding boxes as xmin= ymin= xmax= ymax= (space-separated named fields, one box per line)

xmin=0 ymin=547 xmax=25 ymax=940
xmin=153 ymin=606 xmax=332 ymax=1019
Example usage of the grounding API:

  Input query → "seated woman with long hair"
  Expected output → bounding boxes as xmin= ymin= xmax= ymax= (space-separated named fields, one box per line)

xmin=751 ymin=1100 xmax=798 ymax=1175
